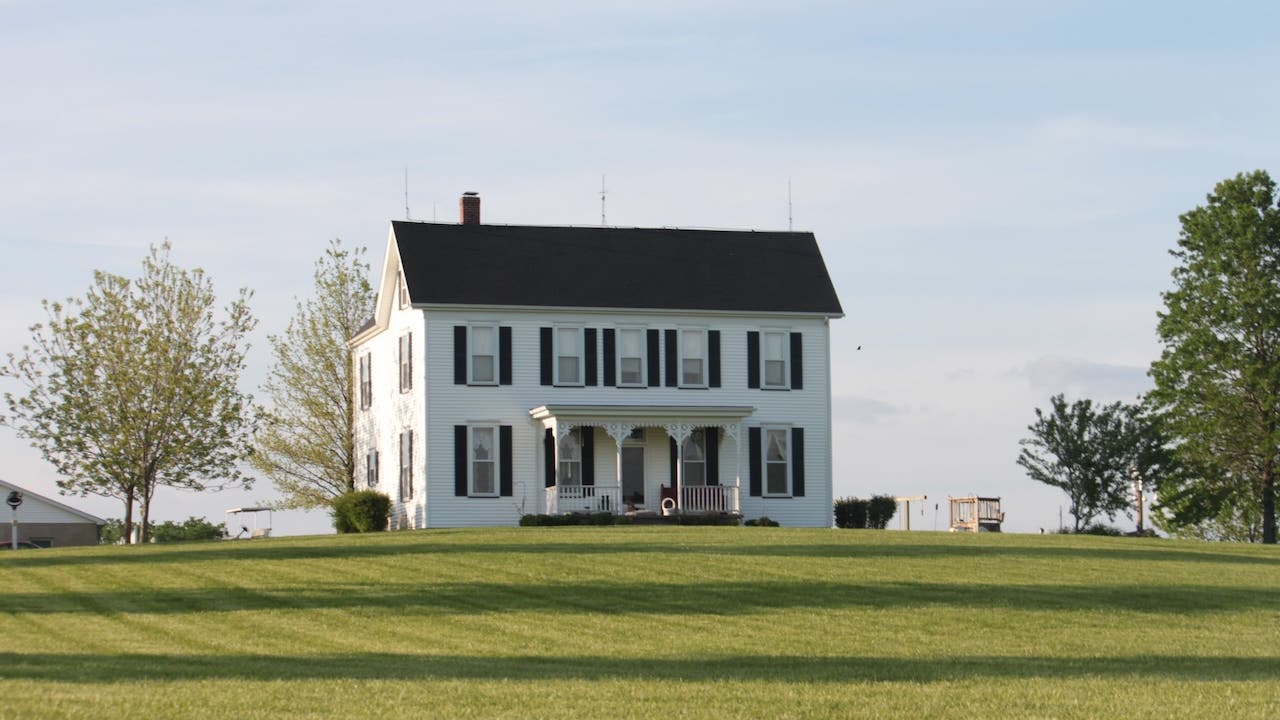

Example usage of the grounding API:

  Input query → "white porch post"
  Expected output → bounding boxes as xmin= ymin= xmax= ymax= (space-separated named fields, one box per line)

xmin=604 ymin=424 xmax=634 ymax=513
xmin=719 ymin=422 xmax=743 ymax=514
xmin=664 ymin=423 xmax=696 ymax=513
xmin=553 ymin=420 xmax=574 ymax=514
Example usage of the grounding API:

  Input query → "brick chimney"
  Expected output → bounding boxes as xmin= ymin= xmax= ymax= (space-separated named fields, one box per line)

xmin=460 ymin=192 xmax=480 ymax=225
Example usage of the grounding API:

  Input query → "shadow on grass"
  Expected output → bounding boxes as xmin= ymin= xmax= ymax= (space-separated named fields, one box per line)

xmin=1 ymin=651 xmax=1276 ymax=684
xmin=4 ymin=536 xmax=1278 ymax=570
xmin=4 ymin=579 xmax=1277 ymax=616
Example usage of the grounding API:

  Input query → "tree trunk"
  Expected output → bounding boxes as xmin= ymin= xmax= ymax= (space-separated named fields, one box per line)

xmin=122 ymin=490 xmax=135 ymax=545
xmin=138 ymin=474 xmax=155 ymax=544
xmin=1262 ymin=462 xmax=1276 ymax=544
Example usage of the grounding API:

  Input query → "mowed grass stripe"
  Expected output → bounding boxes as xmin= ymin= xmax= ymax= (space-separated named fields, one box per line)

xmin=2 ymin=527 xmax=1278 ymax=718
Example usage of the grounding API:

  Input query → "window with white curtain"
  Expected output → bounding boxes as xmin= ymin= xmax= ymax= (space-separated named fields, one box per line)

xmin=558 ymin=428 xmax=582 ymax=485
xmin=471 ymin=426 xmax=498 ymax=496
xmin=765 ymin=428 xmax=790 ymax=496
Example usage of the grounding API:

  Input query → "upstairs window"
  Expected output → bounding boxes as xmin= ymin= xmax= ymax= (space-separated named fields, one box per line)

xmin=398 ymin=333 xmax=413 ymax=392
xmin=358 ymin=353 xmax=371 ymax=409
xmin=555 ymin=327 xmax=584 ymax=386
xmin=470 ymin=325 xmax=497 ymax=385
xmin=762 ymin=331 xmax=788 ymax=389
xmin=398 ymin=274 xmax=410 ymax=309
xmin=618 ymin=328 xmax=645 ymax=386
xmin=679 ymin=329 xmax=707 ymax=387
xmin=470 ymin=426 xmax=499 ymax=496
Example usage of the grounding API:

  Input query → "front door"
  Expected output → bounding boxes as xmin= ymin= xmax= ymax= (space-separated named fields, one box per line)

xmin=621 ymin=446 xmax=645 ymax=507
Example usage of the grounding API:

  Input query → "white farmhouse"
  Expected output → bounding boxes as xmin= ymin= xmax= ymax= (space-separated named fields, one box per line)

xmin=351 ymin=193 xmax=843 ymax=528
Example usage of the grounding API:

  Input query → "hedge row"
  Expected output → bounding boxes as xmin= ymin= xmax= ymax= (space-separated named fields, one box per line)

xmin=833 ymin=495 xmax=897 ymax=529
xmin=519 ymin=512 xmax=750 ymax=527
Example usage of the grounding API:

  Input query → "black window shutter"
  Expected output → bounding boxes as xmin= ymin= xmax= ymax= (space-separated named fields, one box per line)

xmin=581 ymin=427 xmax=595 ymax=486
xmin=669 ymin=436 xmax=678 ymax=489
xmin=585 ymin=328 xmax=598 ymax=386
xmin=543 ymin=428 xmax=556 ymax=488
xmin=602 ymin=329 xmax=616 ymax=386
xmin=664 ymin=329 xmax=677 ymax=387
xmin=454 ymin=425 xmax=468 ymax=496
xmin=705 ymin=427 xmax=719 ymax=486
xmin=708 ymin=331 xmax=721 ymax=388
xmin=748 ymin=427 xmax=762 ymax=497
xmin=790 ymin=332 xmax=803 ymax=390
xmin=499 ymin=326 xmax=513 ymax=385
xmin=791 ymin=427 xmax=805 ymax=497
xmin=499 ymin=426 xmax=513 ymax=496
xmin=646 ymin=329 xmax=660 ymax=387
xmin=747 ymin=331 xmax=760 ymax=389
xmin=454 ymin=326 xmax=467 ymax=385
xmin=539 ymin=327 xmax=553 ymax=386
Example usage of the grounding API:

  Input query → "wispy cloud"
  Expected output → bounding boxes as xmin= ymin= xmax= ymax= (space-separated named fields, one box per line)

xmin=1014 ymin=356 xmax=1150 ymax=401
xmin=833 ymin=394 xmax=907 ymax=424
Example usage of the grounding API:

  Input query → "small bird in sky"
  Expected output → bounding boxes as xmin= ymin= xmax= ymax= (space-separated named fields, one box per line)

xmin=856 ymin=345 xmax=862 ymax=351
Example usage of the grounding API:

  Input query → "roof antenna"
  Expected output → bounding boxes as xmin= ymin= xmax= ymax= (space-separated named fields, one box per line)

xmin=600 ymin=174 xmax=608 ymax=225
xmin=788 ymin=179 xmax=793 ymax=231
xmin=404 ymin=167 xmax=411 ymax=220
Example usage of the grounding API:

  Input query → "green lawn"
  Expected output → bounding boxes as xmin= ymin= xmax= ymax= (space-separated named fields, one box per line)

xmin=2 ymin=528 xmax=1278 ymax=718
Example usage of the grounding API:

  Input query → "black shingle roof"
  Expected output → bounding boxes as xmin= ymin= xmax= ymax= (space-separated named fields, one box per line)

xmin=392 ymin=222 xmax=843 ymax=315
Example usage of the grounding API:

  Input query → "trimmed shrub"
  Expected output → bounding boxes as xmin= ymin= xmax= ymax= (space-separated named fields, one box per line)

xmin=675 ymin=512 xmax=741 ymax=526
xmin=867 ymin=495 xmax=898 ymax=529
xmin=833 ymin=498 xmax=869 ymax=529
xmin=835 ymin=496 xmax=897 ymax=529
xmin=332 ymin=490 xmax=391 ymax=533
xmin=744 ymin=516 xmax=780 ymax=527
xmin=519 ymin=513 xmax=593 ymax=526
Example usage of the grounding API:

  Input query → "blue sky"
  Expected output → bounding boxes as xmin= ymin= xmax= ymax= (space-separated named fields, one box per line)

xmin=3 ymin=1 xmax=1279 ymax=534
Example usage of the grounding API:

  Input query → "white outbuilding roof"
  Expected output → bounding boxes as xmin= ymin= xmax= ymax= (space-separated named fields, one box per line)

xmin=0 ymin=478 xmax=107 ymax=525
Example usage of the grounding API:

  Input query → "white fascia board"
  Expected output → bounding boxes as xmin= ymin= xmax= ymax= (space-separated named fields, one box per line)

xmin=530 ymin=404 xmax=756 ymax=423
xmin=413 ymin=303 xmax=842 ymax=320
xmin=348 ymin=226 xmax=403 ymax=347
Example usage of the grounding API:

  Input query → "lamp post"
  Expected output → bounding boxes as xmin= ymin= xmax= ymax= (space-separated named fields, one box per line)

xmin=6 ymin=490 xmax=21 ymax=550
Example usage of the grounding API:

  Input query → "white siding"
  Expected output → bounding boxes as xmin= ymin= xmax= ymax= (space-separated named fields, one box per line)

xmin=352 ymin=295 xmax=427 ymax=529
xmin=0 ymin=482 xmax=102 ymax=525
xmin=416 ymin=309 xmax=835 ymax=528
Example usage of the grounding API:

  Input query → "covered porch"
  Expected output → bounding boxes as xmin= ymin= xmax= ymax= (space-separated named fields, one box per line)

xmin=529 ymin=405 xmax=754 ymax=516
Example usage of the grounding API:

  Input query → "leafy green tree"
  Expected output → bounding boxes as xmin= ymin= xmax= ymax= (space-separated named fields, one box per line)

xmin=1018 ymin=395 xmax=1137 ymax=532
xmin=1149 ymin=170 xmax=1280 ymax=543
xmin=149 ymin=516 xmax=226 ymax=543
xmin=252 ymin=239 xmax=374 ymax=509
xmin=1154 ymin=479 xmax=1263 ymax=542
xmin=99 ymin=518 xmax=127 ymax=545
xmin=1 ymin=243 xmax=256 ymax=543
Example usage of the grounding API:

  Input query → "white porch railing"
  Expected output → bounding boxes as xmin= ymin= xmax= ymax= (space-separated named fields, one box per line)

xmin=545 ymin=484 xmax=621 ymax=515
xmin=681 ymin=485 xmax=739 ymax=514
